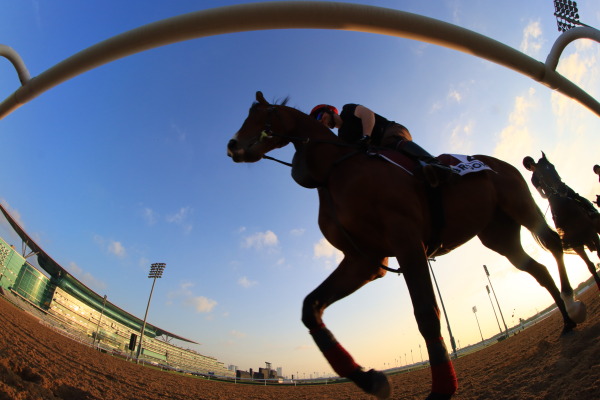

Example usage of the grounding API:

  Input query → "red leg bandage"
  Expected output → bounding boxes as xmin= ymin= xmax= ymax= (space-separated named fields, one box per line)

xmin=309 ymin=324 xmax=360 ymax=377
xmin=431 ymin=361 xmax=458 ymax=395
xmin=426 ymin=337 xmax=458 ymax=395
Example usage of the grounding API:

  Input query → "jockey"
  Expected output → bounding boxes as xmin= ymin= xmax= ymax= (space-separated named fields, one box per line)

xmin=309 ymin=103 xmax=452 ymax=187
xmin=522 ymin=156 xmax=549 ymax=198
xmin=523 ymin=156 xmax=598 ymax=216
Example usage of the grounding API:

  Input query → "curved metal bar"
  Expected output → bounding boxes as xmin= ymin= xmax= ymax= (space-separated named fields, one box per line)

xmin=546 ymin=26 xmax=600 ymax=71
xmin=0 ymin=44 xmax=31 ymax=85
xmin=0 ymin=1 xmax=599 ymax=119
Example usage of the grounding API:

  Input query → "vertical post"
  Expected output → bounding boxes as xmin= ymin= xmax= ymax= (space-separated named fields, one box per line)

xmin=483 ymin=265 xmax=509 ymax=337
xmin=136 ymin=263 xmax=166 ymax=361
xmin=486 ymin=285 xmax=503 ymax=334
xmin=93 ymin=294 xmax=107 ymax=346
xmin=472 ymin=306 xmax=484 ymax=342
xmin=428 ymin=258 xmax=457 ymax=357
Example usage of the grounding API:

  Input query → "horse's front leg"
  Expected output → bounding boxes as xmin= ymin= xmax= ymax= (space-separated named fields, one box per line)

xmin=302 ymin=255 xmax=390 ymax=399
xmin=398 ymin=248 xmax=458 ymax=400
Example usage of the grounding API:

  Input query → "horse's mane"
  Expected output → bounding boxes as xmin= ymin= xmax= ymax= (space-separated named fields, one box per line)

xmin=250 ymin=96 xmax=290 ymax=111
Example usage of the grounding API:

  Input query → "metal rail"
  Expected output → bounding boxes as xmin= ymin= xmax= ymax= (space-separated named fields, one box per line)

xmin=1 ymin=1 xmax=599 ymax=120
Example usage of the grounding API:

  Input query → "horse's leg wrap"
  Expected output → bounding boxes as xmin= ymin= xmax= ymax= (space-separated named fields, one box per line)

xmin=427 ymin=337 xmax=458 ymax=396
xmin=309 ymin=323 xmax=360 ymax=377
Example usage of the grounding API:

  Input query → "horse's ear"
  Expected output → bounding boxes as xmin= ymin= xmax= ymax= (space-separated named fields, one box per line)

xmin=256 ymin=91 xmax=268 ymax=105
xmin=541 ymin=151 xmax=546 ymax=159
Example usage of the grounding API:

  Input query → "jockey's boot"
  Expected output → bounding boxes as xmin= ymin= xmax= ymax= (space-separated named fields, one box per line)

xmin=394 ymin=140 xmax=453 ymax=188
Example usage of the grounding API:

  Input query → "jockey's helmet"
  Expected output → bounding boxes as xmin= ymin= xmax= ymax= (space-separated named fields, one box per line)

xmin=522 ymin=156 xmax=535 ymax=170
xmin=310 ymin=104 xmax=338 ymax=121
xmin=594 ymin=164 xmax=600 ymax=174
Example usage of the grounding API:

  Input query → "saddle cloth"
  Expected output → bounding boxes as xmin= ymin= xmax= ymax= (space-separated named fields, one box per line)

xmin=371 ymin=150 xmax=493 ymax=176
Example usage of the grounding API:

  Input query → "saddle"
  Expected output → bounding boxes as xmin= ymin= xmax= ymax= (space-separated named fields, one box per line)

xmin=369 ymin=150 xmax=494 ymax=256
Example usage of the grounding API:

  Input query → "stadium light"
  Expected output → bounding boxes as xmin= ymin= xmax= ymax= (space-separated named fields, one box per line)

xmin=472 ymin=305 xmax=484 ymax=342
xmin=486 ymin=285 xmax=503 ymax=335
xmin=553 ymin=0 xmax=590 ymax=32
xmin=136 ymin=263 xmax=166 ymax=361
xmin=93 ymin=294 xmax=107 ymax=347
xmin=427 ymin=258 xmax=457 ymax=358
xmin=483 ymin=265 xmax=508 ymax=337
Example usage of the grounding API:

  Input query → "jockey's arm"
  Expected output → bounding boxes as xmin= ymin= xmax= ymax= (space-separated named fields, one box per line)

xmin=354 ymin=105 xmax=376 ymax=137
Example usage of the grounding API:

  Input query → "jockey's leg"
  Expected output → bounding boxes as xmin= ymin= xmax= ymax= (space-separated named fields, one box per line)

xmin=385 ymin=137 xmax=453 ymax=188
xmin=302 ymin=255 xmax=391 ymax=399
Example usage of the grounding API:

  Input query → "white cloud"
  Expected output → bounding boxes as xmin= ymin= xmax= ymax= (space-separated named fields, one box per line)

xmin=238 ymin=276 xmax=258 ymax=288
xmin=448 ymin=89 xmax=462 ymax=103
xmin=493 ymin=87 xmax=538 ymax=166
xmin=166 ymin=206 xmax=193 ymax=234
xmin=290 ymin=228 xmax=305 ymax=236
xmin=313 ymin=237 xmax=343 ymax=269
xmin=242 ymin=230 xmax=279 ymax=250
xmin=108 ymin=240 xmax=126 ymax=258
xmin=185 ymin=296 xmax=217 ymax=313
xmin=142 ymin=207 xmax=158 ymax=226
xmin=230 ymin=330 xmax=246 ymax=339
xmin=520 ymin=20 xmax=543 ymax=57
xmin=67 ymin=262 xmax=107 ymax=291
xmin=170 ymin=282 xmax=219 ymax=314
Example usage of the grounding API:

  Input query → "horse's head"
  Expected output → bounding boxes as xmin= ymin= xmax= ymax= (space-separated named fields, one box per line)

xmin=536 ymin=152 xmax=568 ymax=196
xmin=227 ymin=91 xmax=293 ymax=163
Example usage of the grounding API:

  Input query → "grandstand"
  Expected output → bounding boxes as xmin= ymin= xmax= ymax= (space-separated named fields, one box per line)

xmin=0 ymin=203 xmax=234 ymax=378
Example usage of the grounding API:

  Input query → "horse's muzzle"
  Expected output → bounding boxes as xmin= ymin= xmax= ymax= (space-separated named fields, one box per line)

xmin=227 ymin=139 xmax=243 ymax=161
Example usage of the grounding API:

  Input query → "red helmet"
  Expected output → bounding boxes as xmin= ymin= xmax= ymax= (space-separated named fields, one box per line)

xmin=310 ymin=104 xmax=338 ymax=120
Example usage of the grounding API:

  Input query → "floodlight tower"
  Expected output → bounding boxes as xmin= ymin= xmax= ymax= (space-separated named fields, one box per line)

xmin=553 ymin=0 xmax=590 ymax=32
xmin=483 ymin=265 xmax=508 ymax=337
xmin=428 ymin=258 xmax=457 ymax=358
xmin=136 ymin=263 xmax=166 ymax=361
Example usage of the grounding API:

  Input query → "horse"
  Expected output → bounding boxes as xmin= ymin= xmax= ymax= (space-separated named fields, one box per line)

xmin=529 ymin=152 xmax=600 ymax=291
xmin=226 ymin=92 xmax=585 ymax=400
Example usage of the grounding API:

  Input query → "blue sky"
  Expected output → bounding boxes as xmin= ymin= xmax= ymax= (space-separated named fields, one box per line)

xmin=1 ymin=0 xmax=599 ymax=377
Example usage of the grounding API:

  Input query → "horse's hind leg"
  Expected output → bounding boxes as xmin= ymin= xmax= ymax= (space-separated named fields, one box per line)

xmin=302 ymin=256 xmax=391 ymax=399
xmin=396 ymin=244 xmax=458 ymax=399
xmin=478 ymin=213 xmax=579 ymax=334
xmin=573 ymin=245 xmax=600 ymax=291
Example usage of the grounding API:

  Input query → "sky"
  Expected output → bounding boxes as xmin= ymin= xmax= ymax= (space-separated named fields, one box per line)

xmin=0 ymin=0 xmax=599 ymax=378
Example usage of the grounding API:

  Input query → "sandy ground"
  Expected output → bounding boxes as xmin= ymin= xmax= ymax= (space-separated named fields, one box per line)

xmin=0 ymin=287 xmax=598 ymax=400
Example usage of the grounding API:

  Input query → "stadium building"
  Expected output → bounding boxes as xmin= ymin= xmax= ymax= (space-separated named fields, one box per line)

xmin=0 ymin=204 xmax=234 ymax=378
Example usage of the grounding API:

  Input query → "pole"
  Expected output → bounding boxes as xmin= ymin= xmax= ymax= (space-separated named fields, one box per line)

xmin=137 ymin=277 xmax=157 ymax=360
xmin=486 ymin=285 xmax=503 ymax=334
xmin=483 ymin=265 xmax=509 ymax=337
xmin=136 ymin=263 xmax=166 ymax=361
xmin=428 ymin=258 xmax=457 ymax=357
xmin=472 ymin=306 xmax=484 ymax=342
xmin=93 ymin=294 xmax=107 ymax=346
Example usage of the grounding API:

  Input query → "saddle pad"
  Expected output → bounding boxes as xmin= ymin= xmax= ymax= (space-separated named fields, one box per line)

xmin=372 ymin=150 xmax=493 ymax=176
xmin=438 ymin=154 xmax=494 ymax=175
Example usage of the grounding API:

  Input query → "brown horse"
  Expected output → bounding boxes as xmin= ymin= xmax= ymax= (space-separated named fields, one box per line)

xmin=226 ymin=92 xmax=585 ymax=400
xmin=529 ymin=153 xmax=600 ymax=291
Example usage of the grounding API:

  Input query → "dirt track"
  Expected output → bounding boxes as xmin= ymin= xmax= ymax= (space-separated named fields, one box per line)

xmin=0 ymin=287 xmax=598 ymax=400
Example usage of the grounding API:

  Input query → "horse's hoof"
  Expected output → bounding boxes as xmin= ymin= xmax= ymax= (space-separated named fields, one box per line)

xmin=425 ymin=393 xmax=453 ymax=400
xmin=567 ymin=300 xmax=587 ymax=323
xmin=350 ymin=369 xmax=391 ymax=399
xmin=560 ymin=293 xmax=587 ymax=324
